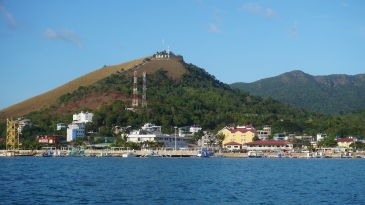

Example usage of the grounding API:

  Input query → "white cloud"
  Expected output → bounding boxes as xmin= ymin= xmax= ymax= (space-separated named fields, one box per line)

xmin=240 ymin=3 xmax=262 ymax=14
xmin=266 ymin=8 xmax=278 ymax=19
xmin=0 ymin=0 xmax=17 ymax=29
xmin=240 ymin=3 xmax=279 ymax=19
xmin=288 ymin=21 xmax=298 ymax=38
xmin=208 ymin=23 xmax=221 ymax=33
xmin=43 ymin=28 xmax=84 ymax=48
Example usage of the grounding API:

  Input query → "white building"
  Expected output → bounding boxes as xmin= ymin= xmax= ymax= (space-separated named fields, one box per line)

xmin=127 ymin=123 xmax=189 ymax=150
xmin=73 ymin=111 xmax=94 ymax=123
xmin=317 ymin=133 xmax=327 ymax=141
xmin=67 ymin=122 xmax=85 ymax=142
xmin=141 ymin=123 xmax=162 ymax=133
xmin=57 ymin=123 xmax=67 ymax=130
xmin=17 ymin=118 xmax=32 ymax=133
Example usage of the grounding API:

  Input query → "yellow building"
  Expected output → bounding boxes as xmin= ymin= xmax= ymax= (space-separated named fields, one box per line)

xmin=220 ymin=124 xmax=256 ymax=150
xmin=337 ymin=138 xmax=354 ymax=149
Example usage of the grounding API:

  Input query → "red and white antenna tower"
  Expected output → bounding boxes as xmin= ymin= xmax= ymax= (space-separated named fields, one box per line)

xmin=142 ymin=71 xmax=147 ymax=108
xmin=132 ymin=71 xmax=138 ymax=109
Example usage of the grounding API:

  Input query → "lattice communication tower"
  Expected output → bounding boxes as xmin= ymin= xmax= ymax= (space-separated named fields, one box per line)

xmin=142 ymin=71 xmax=147 ymax=108
xmin=132 ymin=71 xmax=138 ymax=109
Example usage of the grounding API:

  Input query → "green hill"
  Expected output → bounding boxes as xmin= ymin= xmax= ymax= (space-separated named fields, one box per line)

xmin=1 ymin=55 xmax=364 ymax=145
xmin=230 ymin=70 xmax=365 ymax=115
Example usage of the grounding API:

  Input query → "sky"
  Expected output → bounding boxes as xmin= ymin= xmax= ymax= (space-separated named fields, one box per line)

xmin=1 ymin=0 xmax=364 ymax=110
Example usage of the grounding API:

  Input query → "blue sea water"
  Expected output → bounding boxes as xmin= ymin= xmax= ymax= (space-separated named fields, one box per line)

xmin=0 ymin=157 xmax=364 ymax=205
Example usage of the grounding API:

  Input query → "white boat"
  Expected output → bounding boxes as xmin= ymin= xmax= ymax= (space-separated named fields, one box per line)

xmin=248 ymin=150 xmax=265 ymax=158
xmin=122 ymin=152 xmax=136 ymax=158
xmin=143 ymin=151 xmax=167 ymax=158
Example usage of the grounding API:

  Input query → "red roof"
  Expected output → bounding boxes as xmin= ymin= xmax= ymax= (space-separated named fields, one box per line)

xmin=244 ymin=140 xmax=293 ymax=146
xmin=230 ymin=124 xmax=256 ymax=134
xmin=337 ymin=138 xmax=353 ymax=143
xmin=224 ymin=141 xmax=242 ymax=146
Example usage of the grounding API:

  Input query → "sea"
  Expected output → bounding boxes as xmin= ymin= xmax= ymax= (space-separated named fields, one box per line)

xmin=0 ymin=157 xmax=364 ymax=205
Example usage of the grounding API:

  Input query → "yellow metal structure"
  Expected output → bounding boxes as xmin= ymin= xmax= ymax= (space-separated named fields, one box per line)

xmin=6 ymin=119 xmax=19 ymax=156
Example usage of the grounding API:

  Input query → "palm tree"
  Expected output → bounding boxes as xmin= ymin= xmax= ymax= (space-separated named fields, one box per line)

xmin=215 ymin=133 xmax=226 ymax=152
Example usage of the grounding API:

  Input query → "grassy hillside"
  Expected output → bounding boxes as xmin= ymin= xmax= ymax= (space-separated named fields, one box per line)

xmin=0 ymin=57 xmax=149 ymax=122
xmin=230 ymin=70 xmax=365 ymax=114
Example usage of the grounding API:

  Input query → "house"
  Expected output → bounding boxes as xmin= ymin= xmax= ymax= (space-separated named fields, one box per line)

xmin=36 ymin=134 xmax=63 ymax=145
xmin=57 ymin=123 xmax=68 ymax=130
xmin=220 ymin=124 xmax=256 ymax=149
xmin=337 ymin=138 xmax=354 ymax=149
xmin=273 ymin=132 xmax=286 ymax=140
xmin=223 ymin=141 xmax=242 ymax=151
xmin=73 ymin=111 xmax=94 ymax=123
xmin=317 ymin=133 xmax=327 ymax=141
xmin=256 ymin=125 xmax=271 ymax=140
xmin=244 ymin=140 xmax=294 ymax=151
xmin=17 ymin=118 xmax=32 ymax=133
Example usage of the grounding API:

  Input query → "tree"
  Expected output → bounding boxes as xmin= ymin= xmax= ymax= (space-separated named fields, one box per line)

xmin=215 ymin=133 xmax=226 ymax=151
xmin=252 ymin=136 xmax=260 ymax=141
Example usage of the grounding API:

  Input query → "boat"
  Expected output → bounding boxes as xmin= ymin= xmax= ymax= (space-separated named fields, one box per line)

xmin=143 ymin=151 xmax=167 ymax=157
xmin=196 ymin=148 xmax=214 ymax=157
xmin=247 ymin=150 xmax=265 ymax=158
xmin=68 ymin=150 xmax=86 ymax=157
xmin=122 ymin=152 xmax=136 ymax=158
xmin=42 ymin=150 xmax=53 ymax=157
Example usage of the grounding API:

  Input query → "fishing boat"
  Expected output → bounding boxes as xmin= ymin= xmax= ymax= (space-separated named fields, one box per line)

xmin=122 ymin=152 xmax=136 ymax=158
xmin=196 ymin=148 xmax=214 ymax=157
xmin=68 ymin=149 xmax=86 ymax=157
xmin=42 ymin=150 xmax=53 ymax=157
xmin=247 ymin=150 xmax=264 ymax=158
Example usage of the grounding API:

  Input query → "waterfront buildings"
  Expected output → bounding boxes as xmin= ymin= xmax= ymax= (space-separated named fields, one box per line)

xmin=244 ymin=140 xmax=294 ymax=151
xmin=220 ymin=124 xmax=256 ymax=151
xmin=127 ymin=123 xmax=189 ymax=150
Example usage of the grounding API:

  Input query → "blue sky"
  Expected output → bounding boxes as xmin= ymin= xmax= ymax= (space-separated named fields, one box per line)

xmin=1 ymin=0 xmax=364 ymax=110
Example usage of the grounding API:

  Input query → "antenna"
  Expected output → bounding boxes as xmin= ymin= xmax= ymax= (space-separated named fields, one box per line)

xmin=142 ymin=72 xmax=147 ymax=108
xmin=167 ymin=45 xmax=170 ymax=58
xmin=132 ymin=71 xmax=138 ymax=109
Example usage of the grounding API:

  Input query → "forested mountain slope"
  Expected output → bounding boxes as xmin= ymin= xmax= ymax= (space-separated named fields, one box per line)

xmin=230 ymin=70 xmax=365 ymax=115
xmin=1 ymin=53 xmax=364 ymax=141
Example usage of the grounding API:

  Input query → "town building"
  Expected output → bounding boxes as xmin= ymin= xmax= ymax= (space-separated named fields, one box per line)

xmin=127 ymin=123 xmax=189 ymax=150
xmin=66 ymin=122 xmax=85 ymax=142
xmin=73 ymin=111 xmax=94 ymax=123
xmin=317 ymin=133 xmax=327 ymax=141
xmin=17 ymin=118 xmax=32 ymax=133
xmin=244 ymin=140 xmax=294 ymax=151
xmin=273 ymin=132 xmax=286 ymax=140
xmin=178 ymin=125 xmax=202 ymax=137
xmin=255 ymin=125 xmax=272 ymax=140
xmin=220 ymin=124 xmax=256 ymax=150
xmin=57 ymin=123 xmax=68 ymax=130
xmin=36 ymin=134 xmax=63 ymax=145
xmin=337 ymin=138 xmax=354 ymax=149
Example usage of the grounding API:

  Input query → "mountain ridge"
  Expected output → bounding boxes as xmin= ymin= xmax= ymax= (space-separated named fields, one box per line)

xmin=231 ymin=70 xmax=365 ymax=114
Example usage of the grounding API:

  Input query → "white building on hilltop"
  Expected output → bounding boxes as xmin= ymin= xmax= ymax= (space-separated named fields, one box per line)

xmin=73 ymin=111 xmax=94 ymax=123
